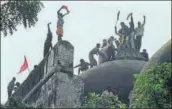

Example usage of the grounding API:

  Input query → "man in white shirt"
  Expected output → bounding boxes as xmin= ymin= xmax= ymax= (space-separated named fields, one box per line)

xmin=135 ymin=15 xmax=146 ymax=52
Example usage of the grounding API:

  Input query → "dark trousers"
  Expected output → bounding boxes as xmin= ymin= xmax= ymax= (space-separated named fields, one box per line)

xmin=58 ymin=36 xmax=62 ymax=42
xmin=44 ymin=43 xmax=51 ymax=57
xmin=8 ymin=90 xmax=12 ymax=99
xmin=135 ymin=35 xmax=142 ymax=52
xmin=107 ymin=46 xmax=115 ymax=61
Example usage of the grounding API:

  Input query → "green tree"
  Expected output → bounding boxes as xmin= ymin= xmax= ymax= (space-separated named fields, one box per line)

xmin=4 ymin=97 xmax=43 ymax=108
xmin=130 ymin=62 xmax=172 ymax=108
xmin=83 ymin=92 xmax=126 ymax=108
xmin=0 ymin=0 xmax=44 ymax=37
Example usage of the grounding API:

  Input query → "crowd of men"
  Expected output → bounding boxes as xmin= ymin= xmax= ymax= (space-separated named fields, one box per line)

xmin=7 ymin=7 xmax=151 ymax=100
xmin=42 ymin=6 xmax=149 ymax=75
xmin=75 ymin=12 xmax=149 ymax=75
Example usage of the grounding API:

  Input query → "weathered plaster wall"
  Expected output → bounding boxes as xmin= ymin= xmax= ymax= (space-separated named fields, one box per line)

xmin=11 ymin=41 xmax=84 ymax=108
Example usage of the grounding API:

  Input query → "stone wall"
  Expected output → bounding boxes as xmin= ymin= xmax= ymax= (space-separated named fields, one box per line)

xmin=10 ymin=41 xmax=84 ymax=108
xmin=36 ymin=73 xmax=84 ymax=108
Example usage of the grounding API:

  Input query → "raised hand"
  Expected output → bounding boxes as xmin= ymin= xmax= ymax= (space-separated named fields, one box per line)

xmin=62 ymin=5 xmax=70 ymax=14
xmin=62 ymin=5 xmax=68 ymax=9
xmin=48 ymin=22 xmax=51 ymax=25
xmin=143 ymin=15 xmax=146 ymax=18
xmin=127 ymin=13 xmax=132 ymax=20
xmin=130 ymin=13 xmax=133 ymax=16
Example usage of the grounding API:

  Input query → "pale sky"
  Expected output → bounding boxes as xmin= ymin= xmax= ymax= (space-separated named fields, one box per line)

xmin=1 ymin=1 xmax=171 ymax=104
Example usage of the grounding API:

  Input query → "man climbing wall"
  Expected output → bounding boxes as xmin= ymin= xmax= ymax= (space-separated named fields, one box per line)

xmin=44 ymin=22 xmax=53 ymax=57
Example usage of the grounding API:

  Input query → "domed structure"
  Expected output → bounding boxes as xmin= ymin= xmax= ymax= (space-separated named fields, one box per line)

xmin=141 ymin=39 xmax=171 ymax=73
xmin=80 ymin=60 xmax=146 ymax=104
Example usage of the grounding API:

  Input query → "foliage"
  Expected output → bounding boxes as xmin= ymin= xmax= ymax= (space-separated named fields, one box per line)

xmin=83 ymin=92 xmax=126 ymax=108
xmin=6 ymin=97 xmax=33 ymax=108
xmin=0 ymin=0 xmax=44 ymax=37
xmin=4 ymin=96 xmax=43 ymax=108
xmin=130 ymin=62 xmax=172 ymax=108
xmin=3 ymin=93 xmax=126 ymax=108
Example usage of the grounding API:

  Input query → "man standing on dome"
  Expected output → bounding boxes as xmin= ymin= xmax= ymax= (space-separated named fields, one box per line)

xmin=107 ymin=36 xmax=117 ymax=61
xmin=115 ymin=22 xmax=130 ymax=49
xmin=127 ymin=12 xmax=135 ymax=51
xmin=56 ymin=5 xmax=70 ymax=42
xmin=135 ymin=15 xmax=146 ymax=52
xmin=89 ymin=43 xmax=101 ymax=67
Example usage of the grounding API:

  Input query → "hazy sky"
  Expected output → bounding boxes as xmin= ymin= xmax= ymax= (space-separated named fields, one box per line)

xmin=1 ymin=1 xmax=171 ymax=103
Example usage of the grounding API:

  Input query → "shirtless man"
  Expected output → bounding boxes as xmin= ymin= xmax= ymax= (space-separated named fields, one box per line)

xmin=56 ymin=6 xmax=70 ymax=41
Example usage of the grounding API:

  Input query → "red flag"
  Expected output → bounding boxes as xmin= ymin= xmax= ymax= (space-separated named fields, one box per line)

xmin=18 ymin=56 xmax=28 ymax=74
xmin=62 ymin=5 xmax=70 ymax=13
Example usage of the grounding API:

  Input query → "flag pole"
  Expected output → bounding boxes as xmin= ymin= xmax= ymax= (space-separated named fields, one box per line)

xmin=28 ymin=67 xmax=30 ymax=72
xmin=115 ymin=11 xmax=120 ymax=27
xmin=114 ymin=11 xmax=120 ymax=35
xmin=25 ymin=55 xmax=30 ymax=72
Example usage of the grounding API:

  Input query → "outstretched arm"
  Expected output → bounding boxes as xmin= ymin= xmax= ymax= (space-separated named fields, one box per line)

xmin=63 ymin=12 xmax=69 ymax=17
xmin=57 ymin=7 xmax=63 ymax=15
xmin=130 ymin=13 xmax=134 ymax=24
xmin=142 ymin=15 xmax=146 ymax=26
xmin=86 ymin=62 xmax=91 ymax=66
xmin=115 ymin=26 xmax=122 ymax=36
xmin=115 ymin=26 xmax=118 ymax=35
xmin=47 ymin=22 xmax=51 ymax=33
xmin=74 ymin=64 xmax=81 ymax=68
xmin=130 ymin=13 xmax=135 ymax=30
